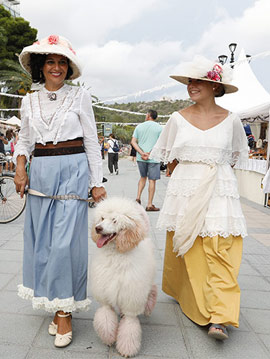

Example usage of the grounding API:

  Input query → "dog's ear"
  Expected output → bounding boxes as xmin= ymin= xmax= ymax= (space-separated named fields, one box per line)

xmin=116 ymin=220 xmax=146 ymax=253
xmin=91 ymin=223 xmax=99 ymax=243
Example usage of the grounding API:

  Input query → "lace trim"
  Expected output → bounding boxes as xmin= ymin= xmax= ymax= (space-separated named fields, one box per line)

xmin=17 ymin=284 xmax=91 ymax=313
xmin=28 ymin=86 xmax=78 ymax=145
xmin=167 ymin=178 xmax=239 ymax=198
xmin=157 ymin=213 xmax=247 ymax=238
xmin=54 ymin=87 xmax=81 ymax=144
xmin=150 ymin=146 xmax=245 ymax=166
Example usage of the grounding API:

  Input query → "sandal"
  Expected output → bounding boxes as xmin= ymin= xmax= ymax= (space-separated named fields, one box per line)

xmin=135 ymin=199 xmax=141 ymax=205
xmin=146 ymin=205 xmax=160 ymax=212
xmin=54 ymin=313 xmax=72 ymax=348
xmin=48 ymin=320 xmax=57 ymax=336
xmin=208 ymin=324 xmax=228 ymax=340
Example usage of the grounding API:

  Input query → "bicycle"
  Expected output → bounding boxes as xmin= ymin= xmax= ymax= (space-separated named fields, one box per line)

xmin=0 ymin=154 xmax=27 ymax=223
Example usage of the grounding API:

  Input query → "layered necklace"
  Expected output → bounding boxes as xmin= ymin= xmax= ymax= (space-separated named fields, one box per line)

xmin=38 ymin=85 xmax=71 ymax=127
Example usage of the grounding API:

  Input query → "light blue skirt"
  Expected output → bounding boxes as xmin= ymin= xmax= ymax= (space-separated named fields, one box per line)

xmin=18 ymin=153 xmax=91 ymax=312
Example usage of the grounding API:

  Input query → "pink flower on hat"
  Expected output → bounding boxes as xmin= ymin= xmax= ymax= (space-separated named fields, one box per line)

xmin=207 ymin=70 xmax=221 ymax=82
xmin=213 ymin=64 xmax=222 ymax=74
xmin=48 ymin=35 xmax=59 ymax=45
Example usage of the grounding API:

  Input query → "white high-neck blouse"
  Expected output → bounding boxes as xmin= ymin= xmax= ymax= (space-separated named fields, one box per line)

xmin=150 ymin=111 xmax=249 ymax=239
xmin=14 ymin=84 xmax=103 ymax=188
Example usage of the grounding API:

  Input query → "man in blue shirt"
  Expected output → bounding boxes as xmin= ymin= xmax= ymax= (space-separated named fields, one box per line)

xmin=131 ymin=110 xmax=162 ymax=211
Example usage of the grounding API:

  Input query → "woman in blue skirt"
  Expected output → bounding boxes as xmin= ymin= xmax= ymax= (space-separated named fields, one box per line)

xmin=13 ymin=35 xmax=106 ymax=348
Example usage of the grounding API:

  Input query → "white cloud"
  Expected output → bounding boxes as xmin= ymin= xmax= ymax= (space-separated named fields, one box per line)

xmin=20 ymin=0 xmax=161 ymax=45
xmin=20 ymin=0 xmax=270 ymax=101
xmin=78 ymin=40 xmax=183 ymax=99
xmin=182 ymin=0 xmax=270 ymax=60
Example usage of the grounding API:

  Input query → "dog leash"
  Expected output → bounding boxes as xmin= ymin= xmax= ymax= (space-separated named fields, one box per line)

xmin=27 ymin=188 xmax=95 ymax=202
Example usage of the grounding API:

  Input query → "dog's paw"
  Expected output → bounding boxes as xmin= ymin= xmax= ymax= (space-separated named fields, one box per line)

xmin=116 ymin=316 xmax=141 ymax=357
xmin=93 ymin=306 xmax=118 ymax=345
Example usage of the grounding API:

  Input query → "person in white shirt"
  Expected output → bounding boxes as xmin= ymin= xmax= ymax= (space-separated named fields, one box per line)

xmin=13 ymin=35 xmax=106 ymax=348
xmin=150 ymin=56 xmax=248 ymax=341
xmin=107 ymin=133 xmax=119 ymax=175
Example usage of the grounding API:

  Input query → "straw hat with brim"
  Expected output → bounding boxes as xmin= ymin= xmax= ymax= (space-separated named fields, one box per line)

xmin=170 ymin=55 xmax=238 ymax=94
xmin=19 ymin=35 xmax=82 ymax=80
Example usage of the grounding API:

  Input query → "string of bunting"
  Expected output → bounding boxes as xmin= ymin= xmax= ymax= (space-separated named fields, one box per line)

xmin=0 ymin=92 xmax=170 ymax=117
xmin=1 ymin=49 xmax=270 ymax=116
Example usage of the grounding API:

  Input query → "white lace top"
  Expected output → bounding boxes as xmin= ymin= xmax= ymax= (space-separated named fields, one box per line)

xmin=150 ymin=111 xmax=249 ymax=238
xmin=14 ymin=84 xmax=103 ymax=188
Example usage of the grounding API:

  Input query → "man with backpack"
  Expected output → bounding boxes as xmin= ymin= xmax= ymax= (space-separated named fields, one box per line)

xmin=107 ymin=133 xmax=119 ymax=175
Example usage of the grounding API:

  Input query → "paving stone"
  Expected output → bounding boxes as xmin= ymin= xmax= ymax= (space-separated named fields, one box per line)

xmin=0 ymin=261 xmax=22 ymax=274
xmin=0 ymin=249 xmax=23 ymax=262
xmin=0 ymin=273 xmax=14 ymax=290
xmin=185 ymin=327 xmax=270 ymax=359
xmin=241 ymin=290 xmax=270 ymax=310
xmin=241 ymin=308 xmax=270 ymax=334
xmin=112 ymin=324 xmax=189 ymax=358
xmin=239 ymin=262 xmax=260 ymax=276
xmin=1 ymin=240 xmax=23 ymax=251
xmin=0 ymin=344 xmax=30 ymax=359
xmin=254 ymin=264 xmax=270 ymax=277
xmin=238 ymin=274 xmax=270 ymax=291
xmin=3 ymin=272 xmax=22 ymax=291
xmin=0 ymin=313 xmax=44 ymax=346
xmin=140 ymin=302 xmax=179 ymax=326
xmin=0 ymin=290 xmax=43 ymax=316
xmin=258 ymin=334 xmax=270 ymax=353
xmin=26 ymin=348 xmax=108 ymax=359
xmin=245 ymin=254 xmax=270 ymax=265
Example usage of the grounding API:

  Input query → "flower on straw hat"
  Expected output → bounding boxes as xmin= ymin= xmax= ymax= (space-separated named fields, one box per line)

xmin=170 ymin=55 xmax=238 ymax=94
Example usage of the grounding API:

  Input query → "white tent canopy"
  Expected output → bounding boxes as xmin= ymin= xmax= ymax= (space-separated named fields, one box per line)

xmin=0 ymin=116 xmax=21 ymax=127
xmin=217 ymin=49 xmax=270 ymax=120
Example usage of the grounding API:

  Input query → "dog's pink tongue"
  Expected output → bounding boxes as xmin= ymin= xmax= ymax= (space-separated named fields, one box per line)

xmin=97 ymin=235 xmax=109 ymax=248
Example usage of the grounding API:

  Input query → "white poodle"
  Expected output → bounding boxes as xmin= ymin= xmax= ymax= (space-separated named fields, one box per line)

xmin=91 ymin=197 xmax=157 ymax=358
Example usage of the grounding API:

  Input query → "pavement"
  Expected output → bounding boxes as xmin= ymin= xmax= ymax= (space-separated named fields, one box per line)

xmin=0 ymin=157 xmax=270 ymax=359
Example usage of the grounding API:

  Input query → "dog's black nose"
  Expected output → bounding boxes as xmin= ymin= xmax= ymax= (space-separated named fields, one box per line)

xmin=95 ymin=225 xmax=103 ymax=233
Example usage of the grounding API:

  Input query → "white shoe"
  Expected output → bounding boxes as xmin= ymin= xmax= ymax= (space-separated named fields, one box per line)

xmin=48 ymin=321 xmax=57 ymax=336
xmin=54 ymin=313 xmax=72 ymax=348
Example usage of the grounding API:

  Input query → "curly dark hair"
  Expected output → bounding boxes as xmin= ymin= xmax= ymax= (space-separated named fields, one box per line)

xmin=29 ymin=54 xmax=73 ymax=83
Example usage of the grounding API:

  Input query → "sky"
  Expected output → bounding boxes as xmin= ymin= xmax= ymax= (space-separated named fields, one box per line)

xmin=19 ymin=0 xmax=270 ymax=103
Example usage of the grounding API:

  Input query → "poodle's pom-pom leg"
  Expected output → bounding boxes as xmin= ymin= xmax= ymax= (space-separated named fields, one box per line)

xmin=144 ymin=284 xmax=158 ymax=316
xmin=93 ymin=305 xmax=118 ymax=346
xmin=116 ymin=315 xmax=142 ymax=358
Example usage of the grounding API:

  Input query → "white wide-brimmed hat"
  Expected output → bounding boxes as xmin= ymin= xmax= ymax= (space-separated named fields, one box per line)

xmin=170 ymin=55 xmax=238 ymax=94
xmin=19 ymin=35 xmax=82 ymax=80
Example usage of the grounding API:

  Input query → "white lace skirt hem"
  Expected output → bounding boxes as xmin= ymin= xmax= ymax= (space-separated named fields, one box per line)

xmin=18 ymin=284 xmax=91 ymax=313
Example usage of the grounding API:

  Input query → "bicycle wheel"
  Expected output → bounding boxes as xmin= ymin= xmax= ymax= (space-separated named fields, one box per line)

xmin=0 ymin=175 xmax=26 ymax=223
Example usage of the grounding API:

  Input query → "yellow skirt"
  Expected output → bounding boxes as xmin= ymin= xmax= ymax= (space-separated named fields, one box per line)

xmin=162 ymin=231 xmax=243 ymax=327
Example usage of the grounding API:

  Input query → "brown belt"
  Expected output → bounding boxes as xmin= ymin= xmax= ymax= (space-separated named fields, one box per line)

xmin=34 ymin=137 xmax=85 ymax=157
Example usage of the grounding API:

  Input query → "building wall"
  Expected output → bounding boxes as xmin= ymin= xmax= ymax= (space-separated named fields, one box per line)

xmin=0 ymin=0 xmax=20 ymax=17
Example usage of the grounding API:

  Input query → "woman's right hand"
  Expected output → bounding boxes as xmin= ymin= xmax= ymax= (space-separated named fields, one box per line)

xmin=14 ymin=156 xmax=29 ymax=198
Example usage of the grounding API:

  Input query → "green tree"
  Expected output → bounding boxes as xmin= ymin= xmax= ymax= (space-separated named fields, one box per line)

xmin=0 ymin=59 xmax=32 ymax=95
xmin=0 ymin=5 xmax=37 ymax=62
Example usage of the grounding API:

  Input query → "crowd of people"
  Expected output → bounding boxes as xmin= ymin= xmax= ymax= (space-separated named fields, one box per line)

xmin=7 ymin=34 xmax=250 ymax=348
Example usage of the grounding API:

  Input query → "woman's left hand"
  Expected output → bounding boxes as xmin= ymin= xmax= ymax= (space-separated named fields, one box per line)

xmin=91 ymin=186 xmax=107 ymax=202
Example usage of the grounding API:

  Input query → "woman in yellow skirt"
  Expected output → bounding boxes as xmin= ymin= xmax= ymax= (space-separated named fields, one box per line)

xmin=150 ymin=56 xmax=248 ymax=340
